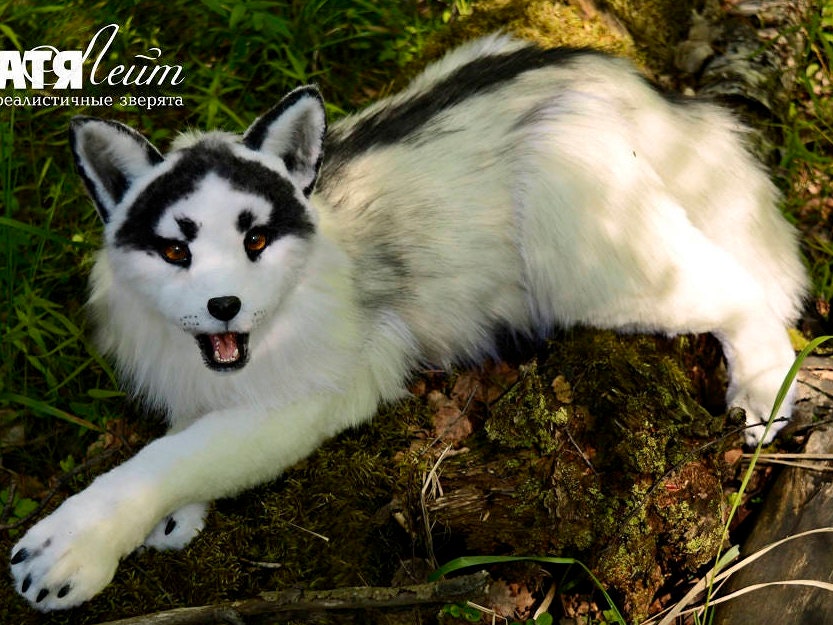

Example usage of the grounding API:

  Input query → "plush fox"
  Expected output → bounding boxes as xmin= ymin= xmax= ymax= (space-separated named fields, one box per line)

xmin=11 ymin=34 xmax=805 ymax=610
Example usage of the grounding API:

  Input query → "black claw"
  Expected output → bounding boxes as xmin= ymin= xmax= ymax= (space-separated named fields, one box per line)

xmin=21 ymin=575 xmax=32 ymax=593
xmin=36 ymin=588 xmax=49 ymax=603
xmin=164 ymin=517 xmax=177 ymax=535
xmin=10 ymin=548 xmax=28 ymax=565
xmin=57 ymin=584 xmax=71 ymax=599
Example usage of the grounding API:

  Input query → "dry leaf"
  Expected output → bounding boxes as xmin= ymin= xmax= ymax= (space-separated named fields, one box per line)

xmin=551 ymin=375 xmax=573 ymax=404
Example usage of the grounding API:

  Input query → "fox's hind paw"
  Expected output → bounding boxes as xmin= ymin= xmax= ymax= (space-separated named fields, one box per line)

xmin=728 ymin=369 xmax=795 ymax=448
xmin=142 ymin=502 xmax=208 ymax=551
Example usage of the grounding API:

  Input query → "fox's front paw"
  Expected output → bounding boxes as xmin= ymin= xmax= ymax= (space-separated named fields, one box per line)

xmin=142 ymin=502 xmax=208 ymax=551
xmin=10 ymin=495 xmax=136 ymax=611
xmin=11 ymin=512 xmax=119 ymax=611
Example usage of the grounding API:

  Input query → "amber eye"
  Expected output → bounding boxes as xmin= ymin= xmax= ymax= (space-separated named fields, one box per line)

xmin=161 ymin=242 xmax=190 ymax=265
xmin=244 ymin=231 xmax=268 ymax=254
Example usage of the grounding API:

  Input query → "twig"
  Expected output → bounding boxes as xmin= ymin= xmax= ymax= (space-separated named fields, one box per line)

xmin=741 ymin=452 xmax=833 ymax=472
xmin=744 ymin=458 xmax=833 ymax=471
xmin=564 ymin=427 xmax=598 ymax=476
xmin=421 ymin=443 xmax=453 ymax=568
xmin=0 ymin=447 xmax=122 ymax=531
xmin=0 ymin=480 xmax=17 ymax=525
xmin=741 ymin=453 xmax=833 ymax=460
xmin=93 ymin=571 xmax=492 ymax=625
xmin=284 ymin=519 xmax=330 ymax=543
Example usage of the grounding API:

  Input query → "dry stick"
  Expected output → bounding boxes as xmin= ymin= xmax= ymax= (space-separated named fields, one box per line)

xmin=93 ymin=571 xmax=492 ymax=625
xmin=0 ymin=447 xmax=122 ymax=531
xmin=421 ymin=443 xmax=453 ymax=569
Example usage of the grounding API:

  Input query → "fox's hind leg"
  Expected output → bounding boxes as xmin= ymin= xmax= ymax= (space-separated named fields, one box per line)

xmin=716 ymin=317 xmax=797 ymax=445
xmin=628 ymin=236 xmax=798 ymax=446
xmin=142 ymin=502 xmax=208 ymax=551
xmin=632 ymin=252 xmax=797 ymax=445
xmin=629 ymin=237 xmax=797 ymax=445
xmin=522 ymin=190 xmax=798 ymax=445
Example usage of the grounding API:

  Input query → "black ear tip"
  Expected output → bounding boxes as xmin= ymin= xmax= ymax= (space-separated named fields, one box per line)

xmin=69 ymin=115 xmax=102 ymax=130
xmin=243 ymin=86 xmax=327 ymax=152
xmin=299 ymin=84 xmax=323 ymax=100
xmin=283 ymin=85 xmax=326 ymax=113
xmin=68 ymin=116 xmax=110 ymax=144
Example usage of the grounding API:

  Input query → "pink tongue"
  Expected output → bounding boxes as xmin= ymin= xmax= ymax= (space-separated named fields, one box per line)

xmin=211 ymin=333 xmax=239 ymax=362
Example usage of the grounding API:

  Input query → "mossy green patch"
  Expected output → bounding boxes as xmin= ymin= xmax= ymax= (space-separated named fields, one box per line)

xmin=425 ymin=0 xmax=636 ymax=61
xmin=485 ymin=361 xmax=562 ymax=454
xmin=454 ymin=329 xmax=731 ymax=620
xmin=604 ymin=0 xmax=701 ymax=70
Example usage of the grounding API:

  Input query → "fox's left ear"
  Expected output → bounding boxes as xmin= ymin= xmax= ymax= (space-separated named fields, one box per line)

xmin=243 ymin=85 xmax=326 ymax=197
xmin=69 ymin=117 xmax=164 ymax=223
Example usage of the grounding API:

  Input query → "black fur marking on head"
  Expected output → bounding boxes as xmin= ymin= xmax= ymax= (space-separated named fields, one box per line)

xmin=322 ymin=45 xmax=602 ymax=179
xmin=236 ymin=210 xmax=255 ymax=233
xmin=114 ymin=144 xmax=314 ymax=255
xmin=176 ymin=217 xmax=199 ymax=242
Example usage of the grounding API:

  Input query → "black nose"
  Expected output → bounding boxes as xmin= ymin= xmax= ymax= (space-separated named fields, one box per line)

xmin=207 ymin=296 xmax=241 ymax=321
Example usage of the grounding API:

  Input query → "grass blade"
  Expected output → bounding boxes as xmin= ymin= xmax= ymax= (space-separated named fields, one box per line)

xmin=2 ymin=392 xmax=104 ymax=432
xmin=431 ymin=554 xmax=626 ymax=624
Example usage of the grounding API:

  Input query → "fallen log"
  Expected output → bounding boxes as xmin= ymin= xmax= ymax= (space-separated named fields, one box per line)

xmin=395 ymin=331 xmax=735 ymax=621
xmin=92 ymin=571 xmax=492 ymax=625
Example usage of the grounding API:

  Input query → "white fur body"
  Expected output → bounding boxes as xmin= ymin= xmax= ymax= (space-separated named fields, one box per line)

xmin=11 ymin=34 xmax=805 ymax=610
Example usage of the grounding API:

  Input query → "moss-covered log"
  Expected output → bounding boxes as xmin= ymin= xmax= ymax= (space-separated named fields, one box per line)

xmin=394 ymin=330 xmax=735 ymax=620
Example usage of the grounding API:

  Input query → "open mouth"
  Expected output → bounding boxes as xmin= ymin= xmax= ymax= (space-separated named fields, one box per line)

xmin=196 ymin=332 xmax=250 ymax=371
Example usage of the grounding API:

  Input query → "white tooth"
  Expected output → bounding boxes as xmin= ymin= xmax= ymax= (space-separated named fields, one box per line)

xmin=214 ymin=350 xmax=221 ymax=362
xmin=232 ymin=348 xmax=239 ymax=360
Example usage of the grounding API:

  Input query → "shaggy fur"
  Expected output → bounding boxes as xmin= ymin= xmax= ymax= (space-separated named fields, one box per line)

xmin=11 ymin=34 xmax=805 ymax=610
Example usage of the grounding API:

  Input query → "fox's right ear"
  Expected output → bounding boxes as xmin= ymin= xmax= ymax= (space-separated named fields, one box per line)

xmin=69 ymin=117 xmax=164 ymax=223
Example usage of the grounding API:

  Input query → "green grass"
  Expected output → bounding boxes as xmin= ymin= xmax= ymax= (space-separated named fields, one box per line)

xmin=779 ymin=0 xmax=833 ymax=302
xmin=432 ymin=555 xmax=627 ymax=624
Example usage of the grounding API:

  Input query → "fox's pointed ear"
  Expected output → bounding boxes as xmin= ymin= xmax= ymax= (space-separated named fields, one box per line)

xmin=69 ymin=117 xmax=164 ymax=223
xmin=243 ymin=86 xmax=326 ymax=197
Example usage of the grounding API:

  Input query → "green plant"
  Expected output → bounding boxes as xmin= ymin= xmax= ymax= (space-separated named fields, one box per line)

xmin=442 ymin=601 xmax=556 ymax=625
xmin=0 ymin=488 xmax=38 ymax=535
xmin=432 ymin=555 xmax=627 ymax=625
xmin=779 ymin=1 xmax=833 ymax=305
